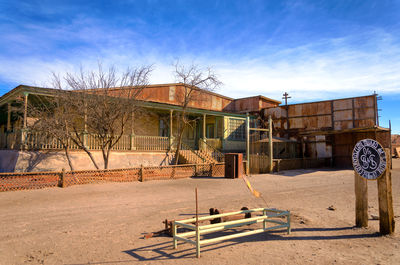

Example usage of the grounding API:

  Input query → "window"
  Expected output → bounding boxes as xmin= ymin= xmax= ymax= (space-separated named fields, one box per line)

xmin=227 ymin=118 xmax=245 ymax=141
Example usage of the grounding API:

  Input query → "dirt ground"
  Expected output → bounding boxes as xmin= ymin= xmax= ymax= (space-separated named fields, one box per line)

xmin=1 ymin=160 xmax=399 ymax=265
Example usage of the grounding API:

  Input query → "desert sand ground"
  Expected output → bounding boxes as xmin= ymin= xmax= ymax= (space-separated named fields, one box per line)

xmin=0 ymin=160 xmax=399 ymax=265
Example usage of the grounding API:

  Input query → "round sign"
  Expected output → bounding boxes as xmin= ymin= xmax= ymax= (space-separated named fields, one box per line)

xmin=352 ymin=139 xmax=387 ymax=180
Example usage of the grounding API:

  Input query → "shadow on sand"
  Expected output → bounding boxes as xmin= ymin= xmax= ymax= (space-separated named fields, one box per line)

xmin=64 ymin=226 xmax=380 ymax=264
xmin=273 ymin=167 xmax=349 ymax=177
xmin=122 ymin=226 xmax=380 ymax=262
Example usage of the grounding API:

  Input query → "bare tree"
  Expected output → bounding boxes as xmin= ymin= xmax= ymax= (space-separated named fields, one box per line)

xmin=51 ymin=64 xmax=153 ymax=169
xmin=173 ymin=62 xmax=222 ymax=164
xmin=27 ymin=90 xmax=76 ymax=171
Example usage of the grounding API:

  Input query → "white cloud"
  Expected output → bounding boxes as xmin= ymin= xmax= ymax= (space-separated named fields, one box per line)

xmin=1 ymin=26 xmax=399 ymax=103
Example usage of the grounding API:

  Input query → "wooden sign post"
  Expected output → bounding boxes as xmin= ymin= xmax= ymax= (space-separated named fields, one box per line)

xmin=352 ymin=139 xmax=395 ymax=235
xmin=377 ymin=153 xmax=395 ymax=235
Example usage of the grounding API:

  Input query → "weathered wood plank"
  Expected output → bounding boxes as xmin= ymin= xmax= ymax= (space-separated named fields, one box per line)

xmin=354 ymin=171 xmax=368 ymax=227
xmin=377 ymin=151 xmax=395 ymax=235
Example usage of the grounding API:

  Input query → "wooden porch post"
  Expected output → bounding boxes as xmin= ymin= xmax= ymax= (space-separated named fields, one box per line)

xmin=201 ymin=114 xmax=206 ymax=150
xmin=23 ymin=93 xmax=28 ymax=129
xmin=21 ymin=92 xmax=29 ymax=149
xmin=7 ymin=102 xmax=11 ymax=132
xmin=246 ymin=113 xmax=250 ymax=175
xmin=203 ymin=114 xmax=206 ymax=139
xmin=83 ymin=103 xmax=88 ymax=148
xmin=268 ymin=115 xmax=273 ymax=172
xmin=130 ymin=111 xmax=136 ymax=150
xmin=169 ymin=110 xmax=173 ymax=149
xmin=220 ymin=116 xmax=224 ymax=151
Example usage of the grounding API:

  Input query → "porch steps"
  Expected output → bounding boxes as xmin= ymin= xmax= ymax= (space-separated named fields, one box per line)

xmin=178 ymin=150 xmax=218 ymax=165
xmin=197 ymin=150 xmax=219 ymax=164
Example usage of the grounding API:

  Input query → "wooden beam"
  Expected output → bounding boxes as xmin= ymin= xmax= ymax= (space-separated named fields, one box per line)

xmin=246 ymin=114 xmax=250 ymax=174
xmin=354 ymin=171 xmax=368 ymax=228
xmin=23 ymin=93 xmax=28 ymax=129
xmin=202 ymin=114 xmax=206 ymax=139
xmin=169 ymin=110 xmax=173 ymax=148
xmin=249 ymin=128 xmax=270 ymax=132
xmin=268 ymin=115 xmax=273 ymax=172
xmin=377 ymin=150 xmax=395 ymax=235
xmin=7 ymin=102 xmax=11 ymax=132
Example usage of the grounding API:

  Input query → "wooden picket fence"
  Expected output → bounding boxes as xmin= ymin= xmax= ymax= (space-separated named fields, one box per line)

xmin=0 ymin=163 xmax=225 ymax=192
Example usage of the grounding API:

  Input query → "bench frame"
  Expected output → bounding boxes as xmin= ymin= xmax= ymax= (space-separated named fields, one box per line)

xmin=172 ymin=207 xmax=291 ymax=258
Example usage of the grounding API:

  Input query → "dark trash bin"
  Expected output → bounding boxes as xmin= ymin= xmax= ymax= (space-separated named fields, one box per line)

xmin=225 ymin=153 xmax=243 ymax=178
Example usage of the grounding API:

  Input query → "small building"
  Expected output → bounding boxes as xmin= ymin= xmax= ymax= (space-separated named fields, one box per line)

xmin=263 ymin=94 xmax=391 ymax=168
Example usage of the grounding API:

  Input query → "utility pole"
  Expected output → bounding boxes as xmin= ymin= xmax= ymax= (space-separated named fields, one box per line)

xmin=282 ymin=92 xmax=291 ymax=139
xmin=282 ymin=92 xmax=291 ymax=106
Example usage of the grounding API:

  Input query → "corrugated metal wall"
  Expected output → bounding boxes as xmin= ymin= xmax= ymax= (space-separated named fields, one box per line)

xmin=264 ymin=95 xmax=377 ymax=135
xmin=263 ymin=94 xmax=390 ymax=168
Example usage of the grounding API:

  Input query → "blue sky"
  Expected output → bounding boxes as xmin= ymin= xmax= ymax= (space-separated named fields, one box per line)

xmin=0 ymin=0 xmax=399 ymax=132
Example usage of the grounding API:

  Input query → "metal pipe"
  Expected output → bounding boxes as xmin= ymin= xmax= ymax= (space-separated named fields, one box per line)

xmin=172 ymin=221 xmax=177 ymax=249
xmin=177 ymin=219 xmax=258 ymax=238
xmin=195 ymin=187 xmax=200 ymax=258
xmin=199 ymin=225 xmax=288 ymax=245
xmin=199 ymin=215 xmax=270 ymax=230
xmin=178 ymin=207 xmax=268 ymax=223
xmin=174 ymin=235 xmax=196 ymax=245
xmin=174 ymin=221 xmax=196 ymax=230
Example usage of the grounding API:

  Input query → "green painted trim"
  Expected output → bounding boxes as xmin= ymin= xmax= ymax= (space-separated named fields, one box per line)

xmin=0 ymin=85 xmax=57 ymax=106
xmin=140 ymin=101 xmax=249 ymax=118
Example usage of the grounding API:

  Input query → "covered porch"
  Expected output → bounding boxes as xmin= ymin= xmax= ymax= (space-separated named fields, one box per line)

xmin=0 ymin=86 xmax=247 ymax=153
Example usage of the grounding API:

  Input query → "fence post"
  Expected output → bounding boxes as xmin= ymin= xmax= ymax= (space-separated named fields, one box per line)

xmin=194 ymin=164 xmax=198 ymax=177
xmin=171 ymin=166 xmax=175 ymax=179
xmin=263 ymin=209 xmax=267 ymax=230
xmin=60 ymin=168 xmax=66 ymax=188
xmin=210 ymin=163 xmax=215 ymax=177
xmin=139 ymin=164 xmax=144 ymax=182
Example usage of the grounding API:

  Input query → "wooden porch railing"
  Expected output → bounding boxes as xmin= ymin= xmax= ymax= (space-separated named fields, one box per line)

xmin=134 ymin=135 xmax=169 ymax=151
xmin=0 ymin=131 xmax=170 ymax=152
xmin=205 ymin=138 xmax=222 ymax=150
xmin=202 ymin=138 xmax=225 ymax=162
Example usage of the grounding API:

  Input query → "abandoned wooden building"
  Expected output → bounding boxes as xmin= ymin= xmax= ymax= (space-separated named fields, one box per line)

xmin=0 ymin=84 xmax=391 ymax=172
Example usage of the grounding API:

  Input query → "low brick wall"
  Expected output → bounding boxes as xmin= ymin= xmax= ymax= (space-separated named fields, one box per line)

xmin=0 ymin=163 xmax=225 ymax=192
